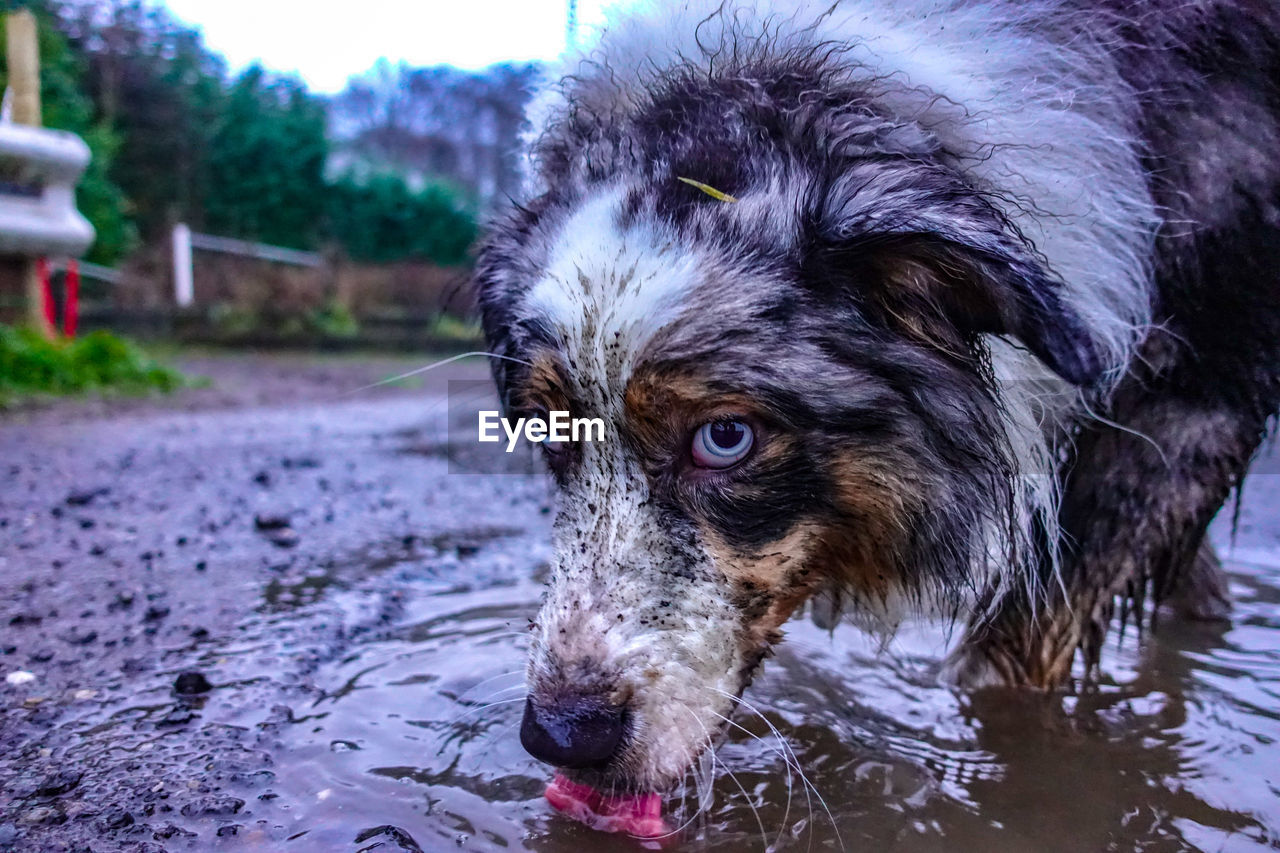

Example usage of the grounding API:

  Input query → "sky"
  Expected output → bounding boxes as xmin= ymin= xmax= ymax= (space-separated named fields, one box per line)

xmin=160 ymin=0 xmax=615 ymax=93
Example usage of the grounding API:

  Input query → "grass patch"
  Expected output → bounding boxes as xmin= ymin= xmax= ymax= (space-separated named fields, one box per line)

xmin=0 ymin=324 xmax=186 ymax=407
xmin=425 ymin=313 xmax=483 ymax=344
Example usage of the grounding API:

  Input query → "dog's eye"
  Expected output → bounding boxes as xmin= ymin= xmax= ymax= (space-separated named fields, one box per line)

xmin=531 ymin=412 xmax=567 ymax=454
xmin=691 ymin=419 xmax=754 ymax=468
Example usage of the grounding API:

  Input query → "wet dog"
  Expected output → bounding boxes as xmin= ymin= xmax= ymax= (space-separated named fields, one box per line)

xmin=475 ymin=0 xmax=1280 ymax=829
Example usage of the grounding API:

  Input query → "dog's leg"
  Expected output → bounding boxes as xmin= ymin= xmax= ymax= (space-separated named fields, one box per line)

xmin=1160 ymin=538 xmax=1232 ymax=623
xmin=947 ymin=361 xmax=1267 ymax=688
xmin=946 ymin=100 xmax=1280 ymax=684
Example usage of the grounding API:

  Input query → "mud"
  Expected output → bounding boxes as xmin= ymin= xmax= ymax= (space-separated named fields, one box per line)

xmin=1 ymin=352 xmax=1278 ymax=852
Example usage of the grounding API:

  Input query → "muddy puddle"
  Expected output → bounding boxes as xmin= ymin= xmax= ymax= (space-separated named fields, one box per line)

xmin=3 ymin=380 xmax=1277 ymax=852
xmin=244 ymin=540 xmax=1280 ymax=851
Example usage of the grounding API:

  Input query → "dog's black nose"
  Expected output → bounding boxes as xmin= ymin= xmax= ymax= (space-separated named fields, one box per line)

xmin=520 ymin=695 xmax=624 ymax=768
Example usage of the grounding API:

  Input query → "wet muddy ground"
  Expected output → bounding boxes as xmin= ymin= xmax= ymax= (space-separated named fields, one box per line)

xmin=2 ymin=352 xmax=1278 ymax=852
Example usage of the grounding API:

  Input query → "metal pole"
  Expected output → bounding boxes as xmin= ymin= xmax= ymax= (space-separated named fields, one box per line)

xmin=172 ymin=223 xmax=194 ymax=307
xmin=567 ymin=0 xmax=578 ymax=50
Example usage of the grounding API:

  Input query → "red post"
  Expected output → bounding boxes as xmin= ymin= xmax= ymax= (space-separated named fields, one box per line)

xmin=64 ymin=260 xmax=79 ymax=337
xmin=37 ymin=256 xmax=56 ymax=333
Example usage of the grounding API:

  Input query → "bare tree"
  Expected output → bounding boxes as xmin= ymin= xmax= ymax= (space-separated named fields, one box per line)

xmin=329 ymin=61 xmax=541 ymax=209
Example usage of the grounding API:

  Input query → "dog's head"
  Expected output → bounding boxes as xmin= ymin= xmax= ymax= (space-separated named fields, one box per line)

xmin=475 ymin=63 xmax=1102 ymax=797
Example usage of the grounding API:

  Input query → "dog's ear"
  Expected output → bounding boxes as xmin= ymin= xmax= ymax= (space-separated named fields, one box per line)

xmin=809 ymin=166 xmax=1105 ymax=386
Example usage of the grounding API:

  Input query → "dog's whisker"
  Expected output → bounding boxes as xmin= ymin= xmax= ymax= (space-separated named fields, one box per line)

xmin=434 ymin=695 xmax=528 ymax=758
xmin=459 ymin=683 xmax=528 ymax=711
xmin=718 ymin=755 xmax=771 ymax=851
xmin=464 ymin=631 xmax=533 ymax=641
xmin=652 ymin=703 xmax=770 ymax=847
xmin=474 ymin=716 xmax=523 ymax=767
xmin=445 ymin=669 xmax=526 ymax=705
xmin=449 ymin=681 xmax=527 ymax=709
xmin=653 ymin=704 xmax=709 ymax=839
xmin=716 ymin=690 xmax=837 ymax=848
xmin=340 ymin=351 xmax=533 ymax=397
xmin=673 ymin=765 xmax=688 ymax=831
xmin=462 ymin=681 xmax=526 ymax=701
xmin=696 ymin=715 xmax=775 ymax=853
xmin=442 ymin=694 xmax=526 ymax=729
xmin=696 ymin=746 xmax=716 ymax=836
xmin=708 ymin=687 xmax=844 ymax=851
xmin=663 ymin=704 xmax=721 ymax=833
xmin=663 ymin=715 xmax=714 ymax=840
xmin=707 ymin=707 xmax=799 ymax=848
xmin=675 ymin=741 xmax=710 ymax=835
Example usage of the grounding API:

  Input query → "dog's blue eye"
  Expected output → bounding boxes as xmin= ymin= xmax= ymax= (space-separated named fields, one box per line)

xmin=691 ymin=419 xmax=754 ymax=469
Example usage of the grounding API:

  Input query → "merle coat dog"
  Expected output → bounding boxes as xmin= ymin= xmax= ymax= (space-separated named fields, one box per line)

xmin=474 ymin=0 xmax=1280 ymax=813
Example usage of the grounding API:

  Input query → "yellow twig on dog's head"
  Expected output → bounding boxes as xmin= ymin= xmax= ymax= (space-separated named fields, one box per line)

xmin=676 ymin=176 xmax=739 ymax=203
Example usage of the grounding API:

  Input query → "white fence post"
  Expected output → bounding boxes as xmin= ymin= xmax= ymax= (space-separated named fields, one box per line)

xmin=170 ymin=225 xmax=323 ymax=308
xmin=172 ymin=222 xmax=193 ymax=307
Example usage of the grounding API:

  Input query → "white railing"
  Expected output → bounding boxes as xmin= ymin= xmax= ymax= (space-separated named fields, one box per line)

xmin=76 ymin=260 xmax=121 ymax=284
xmin=51 ymin=258 xmax=120 ymax=284
xmin=171 ymin=223 xmax=323 ymax=307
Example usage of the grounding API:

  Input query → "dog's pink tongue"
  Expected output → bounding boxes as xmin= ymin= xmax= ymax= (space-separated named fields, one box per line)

xmin=544 ymin=773 xmax=671 ymax=841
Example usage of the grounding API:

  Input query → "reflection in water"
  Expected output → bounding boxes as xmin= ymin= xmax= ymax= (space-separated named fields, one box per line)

xmin=267 ymin=542 xmax=1280 ymax=852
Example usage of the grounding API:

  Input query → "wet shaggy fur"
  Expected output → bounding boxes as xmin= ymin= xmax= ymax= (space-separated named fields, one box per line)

xmin=475 ymin=0 xmax=1280 ymax=794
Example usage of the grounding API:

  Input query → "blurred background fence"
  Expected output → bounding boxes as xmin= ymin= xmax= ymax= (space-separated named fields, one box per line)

xmin=0 ymin=0 xmax=546 ymax=349
xmin=81 ymin=236 xmax=477 ymax=349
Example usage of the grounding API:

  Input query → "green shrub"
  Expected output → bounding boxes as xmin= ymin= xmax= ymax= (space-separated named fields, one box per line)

xmin=307 ymin=300 xmax=359 ymax=338
xmin=0 ymin=325 xmax=184 ymax=405
xmin=426 ymin=313 xmax=482 ymax=343
xmin=325 ymin=173 xmax=478 ymax=265
xmin=207 ymin=300 xmax=361 ymax=340
xmin=208 ymin=303 xmax=260 ymax=336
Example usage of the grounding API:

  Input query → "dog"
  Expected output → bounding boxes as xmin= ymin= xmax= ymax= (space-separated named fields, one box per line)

xmin=474 ymin=0 xmax=1280 ymax=833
